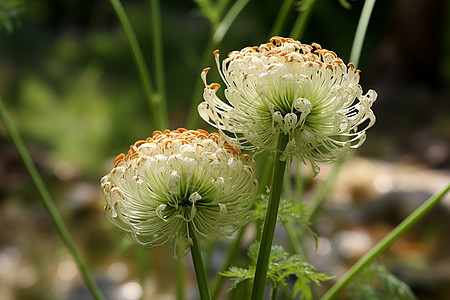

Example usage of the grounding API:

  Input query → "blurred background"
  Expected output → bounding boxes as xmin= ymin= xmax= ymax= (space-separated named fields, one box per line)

xmin=0 ymin=0 xmax=449 ymax=299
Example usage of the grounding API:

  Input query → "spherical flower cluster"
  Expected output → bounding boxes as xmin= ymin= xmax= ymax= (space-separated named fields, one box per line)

xmin=101 ymin=129 xmax=257 ymax=253
xmin=198 ymin=36 xmax=377 ymax=173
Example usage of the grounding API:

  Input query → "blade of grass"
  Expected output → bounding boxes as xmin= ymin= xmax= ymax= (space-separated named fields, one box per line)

xmin=321 ymin=183 xmax=450 ymax=300
xmin=0 ymin=97 xmax=105 ymax=300
xmin=109 ymin=0 xmax=167 ymax=130
xmin=349 ymin=0 xmax=376 ymax=67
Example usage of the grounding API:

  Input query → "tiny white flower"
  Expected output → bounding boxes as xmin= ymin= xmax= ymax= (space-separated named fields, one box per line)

xmin=198 ymin=37 xmax=377 ymax=173
xmin=101 ymin=129 xmax=257 ymax=254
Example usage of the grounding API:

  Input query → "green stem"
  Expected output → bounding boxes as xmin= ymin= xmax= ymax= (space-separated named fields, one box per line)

xmin=269 ymin=0 xmax=296 ymax=37
xmin=251 ymin=134 xmax=290 ymax=300
xmin=349 ymin=0 xmax=376 ymax=67
xmin=176 ymin=253 xmax=186 ymax=300
xmin=321 ymin=183 xmax=450 ymax=300
xmin=190 ymin=225 xmax=211 ymax=300
xmin=211 ymin=228 xmax=245 ymax=299
xmin=150 ymin=0 xmax=169 ymax=128
xmin=290 ymin=0 xmax=318 ymax=40
xmin=138 ymin=247 xmax=151 ymax=300
xmin=109 ymin=0 xmax=167 ymax=130
xmin=0 ymin=98 xmax=105 ymax=300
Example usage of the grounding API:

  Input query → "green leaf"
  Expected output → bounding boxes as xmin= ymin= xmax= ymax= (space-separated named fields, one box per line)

xmin=221 ymin=243 xmax=333 ymax=299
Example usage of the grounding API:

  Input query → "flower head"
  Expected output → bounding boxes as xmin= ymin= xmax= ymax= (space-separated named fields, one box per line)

xmin=199 ymin=37 xmax=377 ymax=173
xmin=101 ymin=128 xmax=257 ymax=254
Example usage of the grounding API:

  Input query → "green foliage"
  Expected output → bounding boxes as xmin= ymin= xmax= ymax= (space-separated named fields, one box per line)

xmin=347 ymin=265 xmax=417 ymax=300
xmin=0 ymin=0 xmax=24 ymax=33
xmin=221 ymin=243 xmax=333 ymax=299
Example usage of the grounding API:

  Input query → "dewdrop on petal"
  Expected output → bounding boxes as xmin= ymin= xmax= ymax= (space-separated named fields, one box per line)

xmin=101 ymin=129 xmax=257 ymax=255
xmin=198 ymin=37 xmax=377 ymax=174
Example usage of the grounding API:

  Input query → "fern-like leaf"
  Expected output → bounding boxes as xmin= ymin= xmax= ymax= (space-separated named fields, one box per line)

xmin=221 ymin=243 xmax=333 ymax=299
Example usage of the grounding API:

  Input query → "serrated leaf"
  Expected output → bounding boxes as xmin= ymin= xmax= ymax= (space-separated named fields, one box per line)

xmin=222 ymin=243 xmax=333 ymax=299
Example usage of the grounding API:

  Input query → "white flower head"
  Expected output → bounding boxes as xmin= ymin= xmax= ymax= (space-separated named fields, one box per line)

xmin=198 ymin=36 xmax=377 ymax=173
xmin=101 ymin=129 xmax=257 ymax=255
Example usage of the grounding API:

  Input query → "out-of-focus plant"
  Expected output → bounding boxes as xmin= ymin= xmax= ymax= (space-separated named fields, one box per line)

xmin=347 ymin=265 xmax=417 ymax=300
xmin=0 ymin=0 xmax=24 ymax=33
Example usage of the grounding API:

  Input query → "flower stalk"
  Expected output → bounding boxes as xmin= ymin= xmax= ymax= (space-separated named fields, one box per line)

xmin=189 ymin=225 xmax=211 ymax=300
xmin=251 ymin=133 xmax=290 ymax=300
xmin=321 ymin=183 xmax=450 ymax=300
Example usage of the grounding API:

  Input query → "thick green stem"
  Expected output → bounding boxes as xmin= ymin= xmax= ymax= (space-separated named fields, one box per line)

xmin=349 ymin=0 xmax=376 ymax=67
xmin=0 ymin=98 xmax=105 ymax=300
xmin=321 ymin=183 xmax=450 ymax=300
xmin=251 ymin=134 xmax=290 ymax=300
xmin=190 ymin=226 xmax=211 ymax=300
xmin=109 ymin=0 xmax=167 ymax=130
